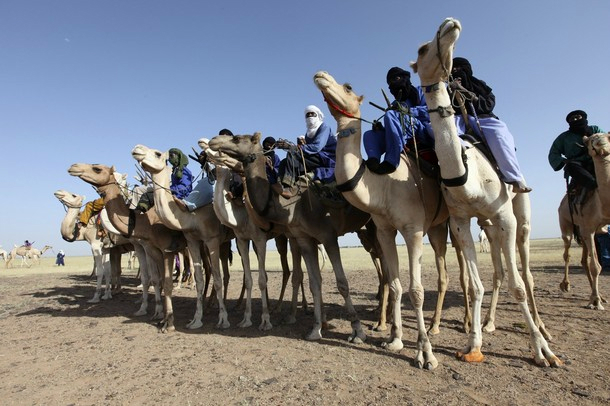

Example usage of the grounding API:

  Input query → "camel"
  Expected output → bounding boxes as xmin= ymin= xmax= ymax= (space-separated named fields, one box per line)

xmin=0 ymin=247 xmax=7 ymax=262
xmin=208 ymin=133 xmax=370 ymax=343
xmin=314 ymin=70 xmax=474 ymax=369
xmin=411 ymin=17 xmax=559 ymax=366
xmin=68 ymin=163 xmax=189 ymax=332
xmin=130 ymin=146 xmax=236 ymax=331
xmin=558 ymin=132 xmax=610 ymax=309
xmin=478 ymin=228 xmax=490 ymax=253
xmin=25 ymin=245 xmax=53 ymax=264
xmin=55 ymin=190 xmax=136 ymax=304
xmin=205 ymin=151 xmax=307 ymax=327
xmin=6 ymin=244 xmax=52 ymax=268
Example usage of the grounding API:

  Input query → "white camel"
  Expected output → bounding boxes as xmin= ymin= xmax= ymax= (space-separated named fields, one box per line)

xmin=25 ymin=245 xmax=53 ymax=265
xmin=0 ymin=247 xmax=7 ymax=262
xmin=411 ymin=17 xmax=559 ymax=366
xmin=558 ymin=132 xmax=610 ymax=309
xmin=6 ymin=244 xmax=52 ymax=268
xmin=130 ymin=145 xmax=235 ymax=331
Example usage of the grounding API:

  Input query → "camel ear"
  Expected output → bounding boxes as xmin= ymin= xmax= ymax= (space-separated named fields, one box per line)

xmin=358 ymin=94 xmax=364 ymax=105
xmin=252 ymin=132 xmax=261 ymax=144
xmin=410 ymin=61 xmax=418 ymax=73
xmin=110 ymin=165 xmax=116 ymax=173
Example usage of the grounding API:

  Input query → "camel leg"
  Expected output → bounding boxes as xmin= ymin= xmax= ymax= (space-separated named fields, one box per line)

xmin=286 ymin=240 xmax=304 ymax=324
xmin=134 ymin=250 xmax=151 ymax=316
xmin=559 ymin=232 xmax=573 ymax=292
xmin=322 ymin=238 xmax=365 ymax=344
xmin=451 ymin=217 xmax=486 ymax=363
xmin=375 ymin=226 xmax=404 ymax=351
xmin=372 ymin=254 xmax=389 ymax=332
xmin=253 ymin=238 xmax=272 ymax=331
xmin=236 ymin=238 xmax=254 ymax=328
xmin=159 ymin=253 xmax=176 ymax=333
xmin=297 ymin=237 xmax=324 ymax=340
xmin=101 ymin=256 xmax=113 ymax=301
xmin=426 ymin=222 xmax=449 ymax=335
xmin=585 ymin=233 xmax=605 ymax=310
xmin=207 ymin=239 xmax=230 ymax=329
xmin=482 ymin=224 xmax=504 ymax=334
xmin=450 ymin=230 xmax=471 ymax=333
xmin=87 ymin=248 xmax=105 ymax=303
xmin=498 ymin=215 xmax=561 ymax=367
xmin=272 ymin=235 xmax=291 ymax=313
xmin=185 ymin=240 xmax=206 ymax=329
xmin=404 ymin=227 xmax=437 ymax=370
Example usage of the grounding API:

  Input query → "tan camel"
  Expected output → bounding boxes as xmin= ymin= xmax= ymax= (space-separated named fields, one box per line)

xmin=55 ymin=190 xmax=137 ymax=304
xmin=0 ymin=247 xmax=7 ymax=262
xmin=558 ymin=132 xmax=610 ymax=309
xmin=411 ymin=17 xmax=559 ymax=366
xmin=478 ymin=228 xmax=490 ymax=253
xmin=131 ymin=145 xmax=236 ymax=331
xmin=25 ymin=245 xmax=53 ymax=264
xmin=314 ymin=70 xmax=473 ymax=369
xmin=208 ymin=133 xmax=370 ymax=343
xmin=68 ymin=163 xmax=188 ymax=332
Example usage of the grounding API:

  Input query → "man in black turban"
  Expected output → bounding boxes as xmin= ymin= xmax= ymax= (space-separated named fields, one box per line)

xmin=449 ymin=57 xmax=532 ymax=193
xmin=363 ymin=66 xmax=434 ymax=174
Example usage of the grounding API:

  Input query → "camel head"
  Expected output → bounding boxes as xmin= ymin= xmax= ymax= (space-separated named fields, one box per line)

xmin=313 ymin=71 xmax=364 ymax=123
xmin=208 ymin=132 xmax=263 ymax=166
xmin=132 ymin=144 xmax=169 ymax=176
xmin=411 ymin=17 xmax=461 ymax=86
xmin=201 ymin=138 xmax=245 ymax=173
xmin=54 ymin=190 xmax=85 ymax=209
xmin=68 ymin=163 xmax=117 ymax=188
xmin=584 ymin=133 xmax=610 ymax=158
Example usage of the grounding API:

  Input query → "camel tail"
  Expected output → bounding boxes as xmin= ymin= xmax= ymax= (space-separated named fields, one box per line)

xmin=573 ymin=225 xmax=583 ymax=246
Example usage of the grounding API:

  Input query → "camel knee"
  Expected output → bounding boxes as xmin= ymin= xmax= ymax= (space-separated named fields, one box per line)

xmin=409 ymin=286 xmax=424 ymax=308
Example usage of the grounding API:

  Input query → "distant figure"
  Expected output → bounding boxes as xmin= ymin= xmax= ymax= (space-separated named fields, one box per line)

xmin=478 ymin=227 xmax=490 ymax=253
xmin=24 ymin=240 xmax=33 ymax=250
xmin=56 ymin=250 xmax=66 ymax=266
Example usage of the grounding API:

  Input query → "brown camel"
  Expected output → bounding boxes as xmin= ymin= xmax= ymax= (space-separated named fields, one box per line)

xmin=68 ymin=163 xmax=188 ymax=332
xmin=208 ymin=133 xmax=370 ymax=343
xmin=558 ymin=132 xmax=610 ymax=309
xmin=411 ymin=17 xmax=559 ymax=366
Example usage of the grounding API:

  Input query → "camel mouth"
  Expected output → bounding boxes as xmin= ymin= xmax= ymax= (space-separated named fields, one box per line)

xmin=313 ymin=71 xmax=332 ymax=90
xmin=439 ymin=17 xmax=461 ymax=39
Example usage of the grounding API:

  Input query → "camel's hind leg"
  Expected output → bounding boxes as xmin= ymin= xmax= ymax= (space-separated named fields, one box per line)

xmin=426 ymin=222 xmax=449 ymax=335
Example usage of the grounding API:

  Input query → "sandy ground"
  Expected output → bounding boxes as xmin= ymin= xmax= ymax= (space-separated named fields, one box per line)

xmin=1 ymin=239 xmax=609 ymax=405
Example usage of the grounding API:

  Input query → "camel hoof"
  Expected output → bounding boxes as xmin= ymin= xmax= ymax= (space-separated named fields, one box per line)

xmin=237 ymin=319 xmax=253 ymax=328
xmin=259 ymin=321 xmax=273 ymax=331
xmin=371 ymin=323 xmax=388 ymax=332
xmin=305 ymin=329 xmax=322 ymax=341
xmin=87 ymin=297 xmax=101 ymax=304
xmin=559 ymin=281 xmax=571 ymax=292
xmin=427 ymin=325 xmax=440 ymax=335
xmin=348 ymin=330 xmax=366 ymax=344
xmin=134 ymin=309 xmax=147 ymax=317
xmin=456 ymin=349 xmax=485 ymax=363
xmin=284 ymin=315 xmax=297 ymax=325
xmin=186 ymin=319 xmax=203 ymax=329
xmin=382 ymin=338 xmax=404 ymax=352
xmin=482 ymin=322 xmax=496 ymax=333
xmin=216 ymin=320 xmax=230 ymax=329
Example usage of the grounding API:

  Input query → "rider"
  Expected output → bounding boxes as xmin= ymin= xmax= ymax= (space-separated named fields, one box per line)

xmin=363 ymin=66 xmax=434 ymax=175
xmin=548 ymin=109 xmax=604 ymax=204
xmin=449 ymin=57 xmax=531 ymax=193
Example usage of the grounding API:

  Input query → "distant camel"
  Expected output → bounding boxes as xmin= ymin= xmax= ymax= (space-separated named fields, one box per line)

xmin=478 ymin=228 xmax=490 ymax=253
xmin=6 ymin=244 xmax=52 ymax=268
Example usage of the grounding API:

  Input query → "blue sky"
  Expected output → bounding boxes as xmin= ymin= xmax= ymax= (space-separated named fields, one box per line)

xmin=1 ymin=1 xmax=609 ymax=256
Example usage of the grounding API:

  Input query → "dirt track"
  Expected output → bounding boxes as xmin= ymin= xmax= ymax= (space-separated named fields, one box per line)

xmin=1 ymin=240 xmax=609 ymax=405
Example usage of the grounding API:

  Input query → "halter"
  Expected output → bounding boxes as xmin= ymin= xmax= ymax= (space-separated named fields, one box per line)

xmin=322 ymin=93 xmax=373 ymax=124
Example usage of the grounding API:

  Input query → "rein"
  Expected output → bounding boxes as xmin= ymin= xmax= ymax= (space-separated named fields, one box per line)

xmin=322 ymin=93 xmax=374 ymax=125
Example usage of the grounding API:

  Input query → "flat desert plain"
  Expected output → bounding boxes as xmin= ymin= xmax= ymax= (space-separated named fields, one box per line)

xmin=1 ymin=238 xmax=609 ymax=405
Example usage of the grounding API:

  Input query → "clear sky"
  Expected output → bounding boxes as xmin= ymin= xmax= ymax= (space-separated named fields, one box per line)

xmin=2 ymin=1 xmax=609 ymax=256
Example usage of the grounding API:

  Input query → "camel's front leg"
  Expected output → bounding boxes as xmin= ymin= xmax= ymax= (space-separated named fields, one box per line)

xmin=186 ymin=241 xmax=206 ymax=329
xmin=286 ymin=242 xmax=304 ymax=324
xmin=208 ymin=240 xmax=230 ymax=329
xmin=159 ymin=254 xmax=176 ymax=333
xmin=272 ymin=235 xmax=291 ymax=313
xmin=451 ymin=217 xmax=485 ymax=363
xmin=482 ymin=224 xmax=504 ymax=334
xmin=404 ymin=228 xmax=437 ymax=370
xmin=236 ymin=238 xmax=254 ymax=328
xmin=559 ymin=234 xmax=573 ymax=292
xmin=426 ymin=222 xmax=449 ymax=335
xmin=87 ymin=250 xmax=105 ymax=303
xmin=585 ymin=235 xmax=605 ymax=310
xmin=323 ymin=239 xmax=365 ymax=344
xmin=375 ymin=227 xmax=403 ymax=351
xmin=254 ymin=238 xmax=272 ymax=331
xmin=298 ymin=238 xmax=323 ymax=340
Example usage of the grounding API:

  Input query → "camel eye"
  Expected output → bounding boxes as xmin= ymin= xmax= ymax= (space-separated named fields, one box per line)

xmin=417 ymin=44 xmax=429 ymax=56
xmin=344 ymin=83 xmax=353 ymax=92
xmin=155 ymin=151 xmax=162 ymax=158
xmin=93 ymin=167 xmax=102 ymax=173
